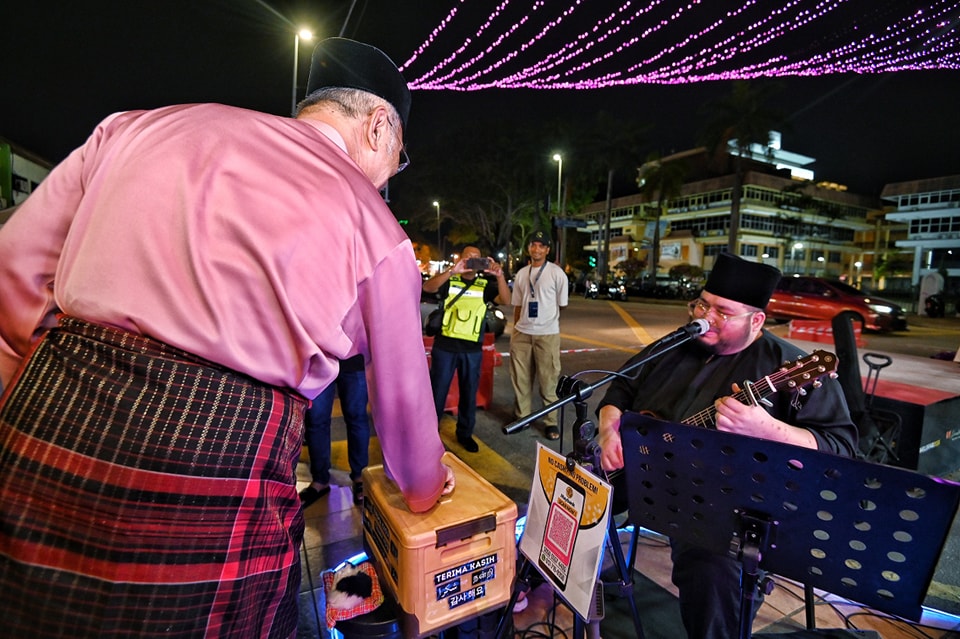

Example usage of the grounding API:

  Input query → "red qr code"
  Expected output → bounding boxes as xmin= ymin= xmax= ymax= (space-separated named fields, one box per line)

xmin=546 ymin=505 xmax=575 ymax=553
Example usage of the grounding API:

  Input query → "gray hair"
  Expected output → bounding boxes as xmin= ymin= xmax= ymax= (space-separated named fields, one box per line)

xmin=297 ymin=87 xmax=402 ymax=128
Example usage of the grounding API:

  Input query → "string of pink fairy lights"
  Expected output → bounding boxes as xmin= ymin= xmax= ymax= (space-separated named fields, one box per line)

xmin=399 ymin=0 xmax=960 ymax=91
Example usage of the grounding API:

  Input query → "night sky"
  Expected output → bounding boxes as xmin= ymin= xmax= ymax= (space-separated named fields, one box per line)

xmin=3 ymin=0 xmax=959 ymax=196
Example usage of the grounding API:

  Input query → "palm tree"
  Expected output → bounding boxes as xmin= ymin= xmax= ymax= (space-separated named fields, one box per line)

xmin=580 ymin=112 xmax=648 ymax=281
xmin=700 ymin=81 xmax=785 ymax=256
xmin=637 ymin=153 xmax=687 ymax=280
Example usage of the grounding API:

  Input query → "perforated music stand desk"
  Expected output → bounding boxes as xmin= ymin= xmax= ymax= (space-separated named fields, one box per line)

xmin=619 ymin=412 xmax=960 ymax=631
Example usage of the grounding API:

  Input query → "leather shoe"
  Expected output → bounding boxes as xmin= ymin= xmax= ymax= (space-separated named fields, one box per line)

xmin=545 ymin=426 xmax=560 ymax=440
xmin=457 ymin=434 xmax=480 ymax=453
xmin=352 ymin=481 xmax=364 ymax=505
xmin=299 ymin=484 xmax=331 ymax=507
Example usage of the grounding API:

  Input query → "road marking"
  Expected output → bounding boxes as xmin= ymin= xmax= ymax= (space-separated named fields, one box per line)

xmin=438 ymin=416 xmax=532 ymax=494
xmin=607 ymin=301 xmax=656 ymax=345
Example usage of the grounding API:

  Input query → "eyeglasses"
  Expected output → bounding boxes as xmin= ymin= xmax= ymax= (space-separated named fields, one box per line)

xmin=396 ymin=145 xmax=410 ymax=174
xmin=387 ymin=115 xmax=410 ymax=175
xmin=688 ymin=298 xmax=756 ymax=326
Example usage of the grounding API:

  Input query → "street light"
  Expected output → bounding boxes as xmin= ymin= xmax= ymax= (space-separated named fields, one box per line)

xmin=552 ymin=153 xmax=563 ymax=214
xmin=292 ymin=28 xmax=313 ymax=115
xmin=433 ymin=201 xmax=441 ymax=264
xmin=792 ymin=242 xmax=803 ymax=273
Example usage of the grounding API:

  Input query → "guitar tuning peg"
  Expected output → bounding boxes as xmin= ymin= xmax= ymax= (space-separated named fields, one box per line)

xmin=812 ymin=380 xmax=822 ymax=389
xmin=797 ymin=388 xmax=808 ymax=396
xmin=829 ymin=372 xmax=838 ymax=379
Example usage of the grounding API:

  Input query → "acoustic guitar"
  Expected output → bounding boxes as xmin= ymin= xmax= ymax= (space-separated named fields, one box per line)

xmin=604 ymin=349 xmax=839 ymax=508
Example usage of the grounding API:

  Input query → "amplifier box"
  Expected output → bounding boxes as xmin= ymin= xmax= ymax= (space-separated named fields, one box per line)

xmin=362 ymin=452 xmax=518 ymax=637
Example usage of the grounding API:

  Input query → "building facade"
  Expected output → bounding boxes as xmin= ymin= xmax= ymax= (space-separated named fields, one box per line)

xmin=578 ymin=145 xmax=885 ymax=288
xmin=882 ymin=175 xmax=960 ymax=305
xmin=0 ymin=137 xmax=52 ymax=211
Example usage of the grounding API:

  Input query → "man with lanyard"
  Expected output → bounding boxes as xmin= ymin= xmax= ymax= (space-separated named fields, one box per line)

xmin=509 ymin=231 xmax=569 ymax=440
xmin=423 ymin=246 xmax=510 ymax=452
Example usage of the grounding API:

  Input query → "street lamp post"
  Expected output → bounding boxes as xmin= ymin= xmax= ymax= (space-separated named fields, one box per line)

xmin=433 ymin=201 xmax=441 ymax=266
xmin=552 ymin=153 xmax=563 ymax=265
xmin=552 ymin=153 xmax=562 ymax=214
xmin=792 ymin=242 xmax=804 ymax=274
xmin=292 ymin=28 xmax=313 ymax=115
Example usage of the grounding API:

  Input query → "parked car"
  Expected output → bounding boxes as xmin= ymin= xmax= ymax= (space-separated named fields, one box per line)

xmin=626 ymin=275 xmax=700 ymax=300
xmin=765 ymin=276 xmax=908 ymax=332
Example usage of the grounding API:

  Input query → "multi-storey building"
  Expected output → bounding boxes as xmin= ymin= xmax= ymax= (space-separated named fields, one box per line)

xmin=882 ymin=175 xmax=960 ymax=303
xmin=577 ymin=139 xmax=898 ymax=291
xmin=0 ymin=136 xmax=52 ymax=219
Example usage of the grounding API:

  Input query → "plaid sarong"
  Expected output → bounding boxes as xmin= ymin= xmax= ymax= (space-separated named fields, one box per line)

xmin=0 ymin=317 xmax=307 ymax=638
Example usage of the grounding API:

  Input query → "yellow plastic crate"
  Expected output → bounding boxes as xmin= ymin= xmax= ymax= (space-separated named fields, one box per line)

xmin=362 ymin=452 xmax=517 ymax=636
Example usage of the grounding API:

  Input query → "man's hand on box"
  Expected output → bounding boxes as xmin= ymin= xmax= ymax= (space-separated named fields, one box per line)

xmin=440 ymin=464 xmax=455 ymax=496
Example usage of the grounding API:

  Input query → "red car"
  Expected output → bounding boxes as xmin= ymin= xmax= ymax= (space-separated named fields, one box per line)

xmin=765 ymin=276 xmax=908 ymax=332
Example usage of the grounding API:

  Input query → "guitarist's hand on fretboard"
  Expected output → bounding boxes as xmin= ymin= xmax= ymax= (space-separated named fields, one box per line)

xmin=714 ymin=382 xmax=819 ymax=449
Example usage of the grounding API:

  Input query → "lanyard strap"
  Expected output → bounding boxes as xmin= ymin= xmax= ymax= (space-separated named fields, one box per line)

xmin=528 ymin=263 xmax=546 ymax=299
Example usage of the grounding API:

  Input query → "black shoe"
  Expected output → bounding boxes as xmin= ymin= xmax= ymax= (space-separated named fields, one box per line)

xmin=457 ymin=434 xmax=480 ymax=453
xmin=545 ymin=426 xmax=560 ymax=440
xmin=352 ymin=481 xmax=364 ymax=506
xmin=299 ymin=484 xmax=331 ymax=507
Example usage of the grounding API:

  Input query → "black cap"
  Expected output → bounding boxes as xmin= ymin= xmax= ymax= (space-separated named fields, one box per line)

xmin=305 ymin=38 xmax=411 ymax=129
xmin=704 ymin=253 xmax=782 ymax=309
xmin=528 ymin=230 xmax=551 ymax=247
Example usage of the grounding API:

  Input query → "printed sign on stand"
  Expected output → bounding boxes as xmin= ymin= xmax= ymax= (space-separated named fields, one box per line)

xmin=518 ymin=443 xmax=612 ymax=620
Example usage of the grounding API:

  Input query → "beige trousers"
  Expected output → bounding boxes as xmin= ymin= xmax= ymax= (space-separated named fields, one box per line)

xmin=508 ymin=330 xmax=561 ymax=427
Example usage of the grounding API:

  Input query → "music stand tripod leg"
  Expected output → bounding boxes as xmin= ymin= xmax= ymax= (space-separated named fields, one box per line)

xmin=564 ymin=387 xmax=645 ymax=639
xmin=733 ymin=511 xmax=775 ymax=639
xmin=600 ymin=514 xmax=645 ymax=639
xmin=495 ymin=557 xmax=534 ymax=639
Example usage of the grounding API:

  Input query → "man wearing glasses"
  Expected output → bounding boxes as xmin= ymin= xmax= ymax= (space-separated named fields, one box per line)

xmin=0 ymin=37 xmax=452 ymax=637
xmin=595 ymin=252 xmax=857 ymax=639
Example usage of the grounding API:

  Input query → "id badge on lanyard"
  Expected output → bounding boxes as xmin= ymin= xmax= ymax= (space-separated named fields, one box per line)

xmin=529 ymin=263 xmax=546 ymax=319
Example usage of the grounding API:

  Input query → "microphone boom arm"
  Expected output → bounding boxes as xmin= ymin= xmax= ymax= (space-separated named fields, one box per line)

xmin=501 ymin=320 xmax=708 ymax=435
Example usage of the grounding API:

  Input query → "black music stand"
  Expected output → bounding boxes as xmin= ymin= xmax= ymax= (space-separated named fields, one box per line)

xmin=619 ymin=412 xmax=960 ymax=639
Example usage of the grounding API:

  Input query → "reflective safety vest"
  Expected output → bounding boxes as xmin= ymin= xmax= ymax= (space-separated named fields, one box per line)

xmin=441 ymin=275 xmax=487 ymax=342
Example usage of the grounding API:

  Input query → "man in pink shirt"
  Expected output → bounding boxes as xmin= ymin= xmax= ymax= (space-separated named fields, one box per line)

xmin=0 ymin=38 xmax=452 ymax=638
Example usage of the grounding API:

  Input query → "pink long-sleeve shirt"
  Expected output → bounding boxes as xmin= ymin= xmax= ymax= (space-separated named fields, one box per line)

xmin=0 ymin=103 xmax=446 ymax=512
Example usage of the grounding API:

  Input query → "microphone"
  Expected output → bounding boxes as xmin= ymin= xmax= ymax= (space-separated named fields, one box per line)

xmin=649 ymin=318 xmax=710 ymax=346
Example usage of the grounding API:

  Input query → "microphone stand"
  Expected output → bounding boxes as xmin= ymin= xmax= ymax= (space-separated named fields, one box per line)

xmin=497 ymin=324 xmax=703 ymax=639
xmin=502 ymin=324 xmax=704 ymax=436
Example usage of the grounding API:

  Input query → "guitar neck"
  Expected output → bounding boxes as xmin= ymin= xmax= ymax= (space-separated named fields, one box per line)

xmin=681 ymin=377 xmax=777 ymax=428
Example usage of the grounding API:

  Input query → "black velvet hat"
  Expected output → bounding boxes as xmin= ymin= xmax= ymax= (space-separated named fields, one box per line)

xmin=704 ymin=252 xmax=782 ymax=309
xmin=305 ymin=38 xmax=411 ymax=129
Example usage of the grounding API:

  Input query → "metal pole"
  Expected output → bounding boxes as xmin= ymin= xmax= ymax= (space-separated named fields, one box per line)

xmin=556 ymin=157 xmax=562 ymax=214
xmin=433 ymin=201 xmax=441 ymax=267
xmin=291 ymin=34 xmax=300 ymax=116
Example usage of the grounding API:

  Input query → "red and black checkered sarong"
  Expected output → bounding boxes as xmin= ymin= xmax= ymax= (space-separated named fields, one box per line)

xmin=0 ymin=317 xmax=307 ymax=638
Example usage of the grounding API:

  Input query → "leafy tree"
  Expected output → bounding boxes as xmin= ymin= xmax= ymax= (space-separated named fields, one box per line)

xmin=700 ymin=81 xmax=785 ymax=255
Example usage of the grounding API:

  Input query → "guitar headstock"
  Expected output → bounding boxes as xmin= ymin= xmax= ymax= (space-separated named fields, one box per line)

xmin=776 ymin=349 xmax=839 ymax=394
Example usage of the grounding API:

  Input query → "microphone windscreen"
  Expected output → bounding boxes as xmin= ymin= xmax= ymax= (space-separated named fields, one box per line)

xmin=689 ymin=318 xmax=710 ymax=335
